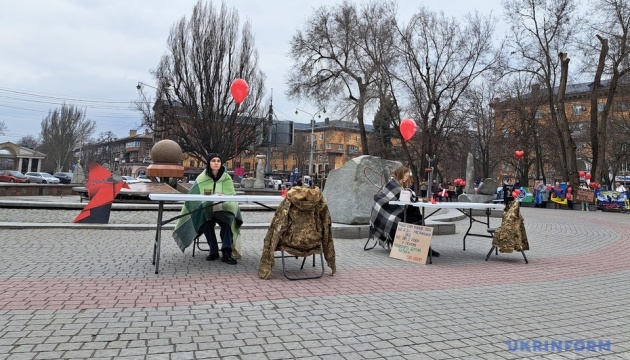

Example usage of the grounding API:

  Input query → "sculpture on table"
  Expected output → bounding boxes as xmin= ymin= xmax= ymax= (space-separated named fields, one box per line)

xmin=253 ymin=155 xmax=266 ymax=189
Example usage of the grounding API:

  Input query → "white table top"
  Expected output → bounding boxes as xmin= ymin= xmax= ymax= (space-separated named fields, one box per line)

xmin=390 ymin=200 xmax=505 ymax=211
xmin=149 ymin=193 xmax=284 ymax=203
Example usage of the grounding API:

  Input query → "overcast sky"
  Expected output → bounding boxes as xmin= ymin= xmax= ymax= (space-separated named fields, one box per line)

xmin=0 ymin=0 xmax=503 ymax=144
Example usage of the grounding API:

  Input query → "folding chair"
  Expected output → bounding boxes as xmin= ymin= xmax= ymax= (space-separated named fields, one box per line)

xmin=485 ymin=203 xmax=529 ymax=264
xmin=274 ymin=246 xmax=324 ymax=280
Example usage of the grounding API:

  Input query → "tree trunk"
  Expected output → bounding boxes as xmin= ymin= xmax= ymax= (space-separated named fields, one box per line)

xmin=357 ymin=85 xmax=369 ymax=155
xmin=590 ymin=35 xmax=609 ymax=181
xmin=557 ymin=53 xmax=579 ymax=186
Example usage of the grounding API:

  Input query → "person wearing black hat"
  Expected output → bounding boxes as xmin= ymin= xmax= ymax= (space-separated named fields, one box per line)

xmin=173 ymin=153 xmax=243 ymax=265
xmin=200 ymin=153 xmax=240 ymax=264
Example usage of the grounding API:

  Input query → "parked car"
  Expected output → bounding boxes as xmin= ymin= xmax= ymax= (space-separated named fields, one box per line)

xmin=53 ymin=172 xmax=74 ymax=184
xmin=24 ymin=172 xmax=61 ymax=184
xmin=121 ymin=176 xmax=140 ymax=184
xmin=136 ymin=175 xmax=153 ymax=183
xmin=0 ymin=170 xmax=30 ymax=183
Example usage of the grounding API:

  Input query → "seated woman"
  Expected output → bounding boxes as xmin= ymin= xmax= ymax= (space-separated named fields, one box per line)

xmin=173 ymin=153 xmax=242 ymax=265
xmin=370 ymin=166 xmax=439 ymax=256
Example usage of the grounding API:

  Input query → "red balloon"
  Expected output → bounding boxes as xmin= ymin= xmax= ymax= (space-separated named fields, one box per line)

xmin=515 ymin=150 xmax=525 ymax=159
xmin=512 ymin=190 xmax=519 ymax=198
xmin=589 ymin=182 xmax=597 ymax=189
xmin=454 ymin=179 xmax=461 ymax=186
xmin=400 ymin=118 xmax=417 ymax=141
xmin=230 ymin=78 xmax=249 ymax=105
xmin=546 ymin=185 xmax=552 ymax=191
xmin=567 ymin=187 xmax=572 ymax=193
xmin=585 ymin=173 xmax=592 ymax=180
xmin=461 ymin=181 xmax=466 ymax=187
xmin=579 ymin=171 xmax=585 ymax=177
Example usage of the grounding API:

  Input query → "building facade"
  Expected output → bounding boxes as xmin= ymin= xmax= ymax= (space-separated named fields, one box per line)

xmin=75 ymin=130 xmax=154 ymax=177
xmin=225 ymin=118 xmax=371 ymax=180
xmin=492 ymin=81 xmax=630 ymax=185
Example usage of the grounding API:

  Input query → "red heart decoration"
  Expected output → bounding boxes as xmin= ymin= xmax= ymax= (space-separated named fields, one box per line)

xmin=515 ymin=150 xmax=525 ymax=159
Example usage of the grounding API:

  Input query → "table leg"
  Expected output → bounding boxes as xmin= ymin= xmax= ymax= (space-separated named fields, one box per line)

xmin=154 ymin=201 xmax=164 ymax=274
xmin=463 ymin=208 xmax=474 ymax=251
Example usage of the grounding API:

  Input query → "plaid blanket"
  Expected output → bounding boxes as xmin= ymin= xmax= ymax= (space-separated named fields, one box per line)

xmin=370 ymin=178 xmax=404 ymax=248
xmin=172 ymin=170 xmax=243 ymax=255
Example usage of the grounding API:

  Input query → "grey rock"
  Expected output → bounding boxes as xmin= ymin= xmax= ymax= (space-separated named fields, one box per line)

xmin=457 ymin=193 xmax=494 ymax=203
xmin=477 ymin=178 xmax=499 ymax=195
xmin=322 ymin=155 xmax=401 ymax=225
xmin=71 ymin=163 xmax=86 ymax=184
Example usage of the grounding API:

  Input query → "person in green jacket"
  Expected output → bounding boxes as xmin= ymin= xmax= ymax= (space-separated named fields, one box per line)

xmin=172 ymin=153 xmax=242 ymax=265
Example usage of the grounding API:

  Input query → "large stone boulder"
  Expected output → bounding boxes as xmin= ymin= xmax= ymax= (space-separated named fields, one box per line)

xmin=477 ymin=178 xmax=499 ymax=195
xmin=458 ymin=193 xmax=494 ymax=203
xmin=322 ymin=155 xmax=401 ymax=224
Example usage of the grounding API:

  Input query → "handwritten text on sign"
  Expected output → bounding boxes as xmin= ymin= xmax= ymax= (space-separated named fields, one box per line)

xmin=389 ymin=222 xmax=434 ymax=264
xmin=575 ymin=189 xmax=594 ymax=202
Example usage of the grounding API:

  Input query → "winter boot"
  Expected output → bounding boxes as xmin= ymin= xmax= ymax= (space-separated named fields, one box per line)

xmin=221 ymin=248 xmax=237 ymax=265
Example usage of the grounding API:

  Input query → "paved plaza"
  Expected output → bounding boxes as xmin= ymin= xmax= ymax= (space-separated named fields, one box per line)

xmin=0 ymin=201 xmax=629 ymax=359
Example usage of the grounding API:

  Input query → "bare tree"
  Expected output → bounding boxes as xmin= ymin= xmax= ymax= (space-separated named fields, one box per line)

xmin=461 ymin=78 xmax=502 ymax=179
xmin=17 ymin=135 xmax=41 ymax=150
xmin=395 ymin=7 xmax=501 ymax=174
xmin=40 ymin=104 xmax=95 ymax=172
xmin=287 ymin=1 xmax=398 ymax=155
xmin=0 ymin=121 xmax=6 ymax=136
xmin=580 ymin=0 xmax=630 ymax=183
xmin=137 ymin=0 xmax=266 ymax=164
xmin=503 ymin=0 xmax=579 ymax=183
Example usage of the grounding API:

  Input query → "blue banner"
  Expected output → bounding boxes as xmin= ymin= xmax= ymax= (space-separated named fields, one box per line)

xmin=595 ymin=190 xmax=628 ymax=210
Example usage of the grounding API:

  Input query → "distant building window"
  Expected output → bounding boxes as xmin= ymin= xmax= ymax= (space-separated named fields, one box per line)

xmin=535 ymin=110 xmax=543 ymax=119
xmin=327 ymin=143 xmax=332 ymax=149
xmin=126 ymin=141 xmax=140 ymax=148
xmin=319 ymin=134 xmax=324 ymax=140
xmin=337 ymin=144 xmax=343 ymax=150
xmin=598 ymin=102 xmax=606 ymax=113
xmin=356 ymin=135 xmax=360 ymax=141
xmin=572 ymin=105 xmax=585 ymax=116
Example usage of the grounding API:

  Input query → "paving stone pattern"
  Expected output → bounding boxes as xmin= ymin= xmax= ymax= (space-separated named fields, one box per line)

xmin=0 ymin=206 xmax=629 ymax=359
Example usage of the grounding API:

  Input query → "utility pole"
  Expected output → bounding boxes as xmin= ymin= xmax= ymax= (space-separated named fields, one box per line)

xmin=295 ymin=108 xmax=326 ymax=176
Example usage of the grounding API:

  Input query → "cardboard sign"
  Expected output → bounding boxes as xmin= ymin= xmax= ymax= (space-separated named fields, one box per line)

xmin=575 ymin=189 xmax=594 ymax=202
xmin=389 ymin=222 xmax=434 ymax=264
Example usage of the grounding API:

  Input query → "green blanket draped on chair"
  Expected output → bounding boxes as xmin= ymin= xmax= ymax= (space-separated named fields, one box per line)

xmin=172 ymin=171 xmax=243 ymax=257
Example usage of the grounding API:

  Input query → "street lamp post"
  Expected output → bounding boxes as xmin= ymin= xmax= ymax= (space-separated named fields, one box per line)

xmin=295 ymin=108 xmax=325 ymax=176
xmin=426 ymin=154 xmax=436 ymax=194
